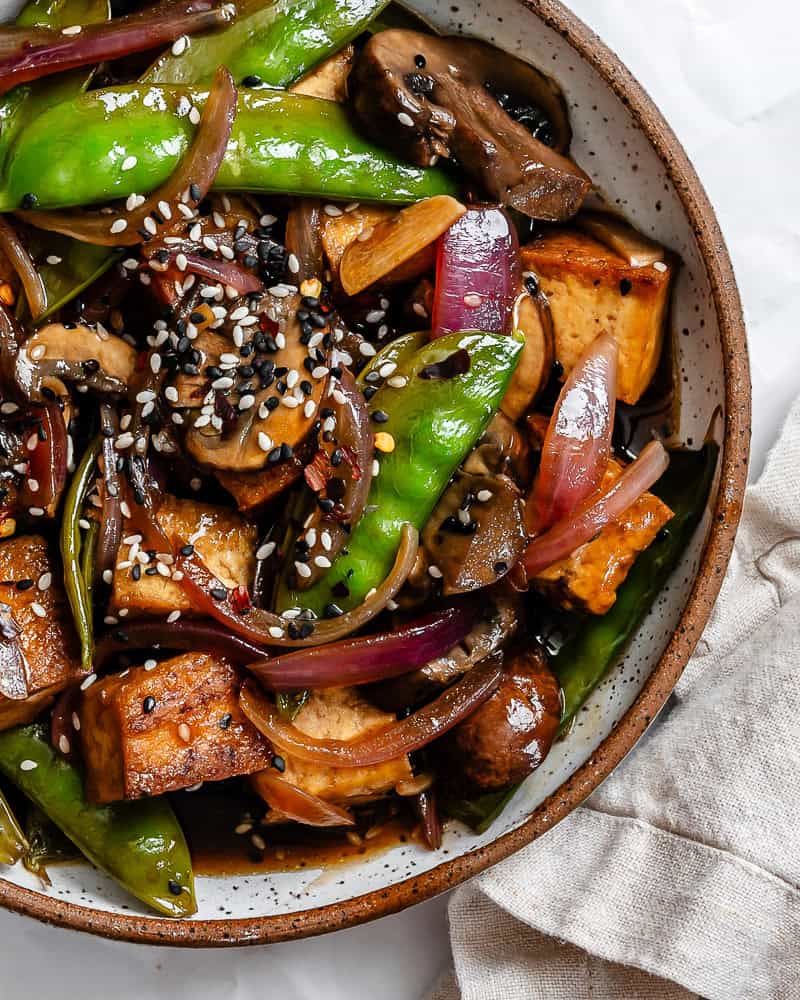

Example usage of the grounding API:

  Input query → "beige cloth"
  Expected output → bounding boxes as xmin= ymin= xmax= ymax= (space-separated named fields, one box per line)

xmin=432 ymin=397 xmax=800 ymax=1000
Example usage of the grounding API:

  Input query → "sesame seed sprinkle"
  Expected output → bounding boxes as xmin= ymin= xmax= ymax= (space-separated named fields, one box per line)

xmin=19 ymin=759 xmax=37 ymax=771
xmin=397 ymin=112 xmax=414 ymax=126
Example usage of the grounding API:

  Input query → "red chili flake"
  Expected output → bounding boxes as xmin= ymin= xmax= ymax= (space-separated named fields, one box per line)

xmin=259 ymin=315 xmax=279 ymax=335
xmin=230 ymin=585 xmax=252 ymax=615
xmin=338 ymin=444 xmax=362 ymax=482
xmin=303 ymin=450 xmax=332 ymax=492
xmin=136 ymin=351 xmax=149 ymax=372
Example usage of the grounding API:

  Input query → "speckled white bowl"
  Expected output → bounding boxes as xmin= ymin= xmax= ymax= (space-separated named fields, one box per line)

xmin=0 ymin=0 xmax=749 ymax=944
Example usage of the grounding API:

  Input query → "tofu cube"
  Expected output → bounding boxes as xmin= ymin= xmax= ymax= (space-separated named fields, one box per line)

xmin=256 ymin=687 xmax=412 ymax=807
xmin=0 ymin=534 xmax=83 ymax=730
xmin=532 ymin=459 xmax=674 ymax=614
xmin=79 ymin=652 xmax=272 ymax=803
xmin=111 ymin=495 xmax=256 ymax=617
xmin=522 ymin=229 xmax=674 ymax=404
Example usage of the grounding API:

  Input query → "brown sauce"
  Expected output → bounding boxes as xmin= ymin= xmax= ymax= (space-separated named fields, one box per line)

xmin=172 ymin=787 xmax=419 ymax=877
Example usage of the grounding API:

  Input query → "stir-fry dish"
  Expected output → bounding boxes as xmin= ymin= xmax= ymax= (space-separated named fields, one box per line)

xmin=0 ymin=0 xmax=717 ymax=917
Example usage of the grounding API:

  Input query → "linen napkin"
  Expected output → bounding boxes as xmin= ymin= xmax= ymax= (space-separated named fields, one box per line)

xmin=431 ymin=396 xmax=800 ymax=1000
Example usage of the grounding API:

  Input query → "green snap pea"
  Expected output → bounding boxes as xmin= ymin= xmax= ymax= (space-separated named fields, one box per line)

xmin=0 ymin=87 xmax=456 ymax=212
xmin=281 ymin=330 xmax=523 ymax=616
xmin=23 ymin=805 xmax=78 ymax=881
xmin=356 ymin=330 xmax=425 ymax=386
xmin=0 ymin=724 xmax=196 ymax=916
xmin=145 ymin=0 xmax=389 ymax=87
xmin=553 ymin=439 xmax=718 ymax=727
xmin=60 ymin=436 xmax=100 ymax=671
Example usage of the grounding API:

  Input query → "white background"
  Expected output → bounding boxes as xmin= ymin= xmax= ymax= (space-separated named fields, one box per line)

xmin=0 ymin=0 xmax=798 ymax=996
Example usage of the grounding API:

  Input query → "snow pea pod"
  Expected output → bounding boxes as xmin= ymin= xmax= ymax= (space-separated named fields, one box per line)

xmin=282 ymin=330 xmax=523 ymax=616
xmin=145 ymin=0 xmax=389 ymax=86
xmin=0 ymin=86 xmax=456 ymax=211
xmin=553 ymin=439 xmax=718 ymax=727
xmin=0 ymin=723 xmax=196 ymax=916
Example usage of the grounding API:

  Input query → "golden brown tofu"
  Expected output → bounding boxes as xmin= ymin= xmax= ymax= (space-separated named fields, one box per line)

xmin=111 ymin=495 xmax=256 ymax=617
xmin=80 ymin=652 xmax=272 ymax=803
xmin=0 ymin=534 xmax=83 ymax=730
xmin=532 ymin=459 xmax=673 ymax=614
xmin=522 ymin=230 xmax=673 ymax=404
xmin=266 ymin=688 xmax=412 ymax=805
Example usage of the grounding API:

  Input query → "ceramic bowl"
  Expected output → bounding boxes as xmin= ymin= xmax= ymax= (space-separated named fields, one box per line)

xmin=0 ymin=0 xmax=750 ymax=944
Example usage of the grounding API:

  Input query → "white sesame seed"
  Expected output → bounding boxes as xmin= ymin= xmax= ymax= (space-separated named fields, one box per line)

xmin=260 ymin=214 xmax=277 ymax=226
xmin=295 ymin=561 xmax=312 ymax=578
xmin=372 ymin=458 xmax=380 ymax=477
xmin=212 ymin=211 xmax=226 ymax=228
xmin=80 ymin=673 xmax=97 ymax=690
xmin=428 ymin=565 xmax=443 ymax=579
xmin=211 ymin=376 xmax=234 ymax=390
xmin=61 ymin=23 xmax=81 ymax=33
xmin=268 ymin=625 xmax=285 ymax=639
xmin=171 ymin=34 xmax=188 ymax=56
xmin=37 ymin=572 xmax=51 ymax=591
xmin=102 ymin=569 xmax=113 ymax=585
xmin=178 ymin=202 xmax=194 ymax=219
xmin=26 ymin=477 xmax=39 ymax=493
xmin=314 ymin=555 xmax=331 ymax=569
xmin=323 ymin=204 xmax=343 ymax=217
xmin=31 ymin=602 xmax=46 ymax=618
xmin=165 ymin=385 xmax=179 ymax=403
xmin=476 ymin=489 xmax=493 ymax=502
xmin=387 ymin=375 xmax=408 ymax=388
xmin=19 ymin=759 xmax=37 ymax=771
xmin=144 ymin=659 xmax=157 ymax=671
xmin=359 ymin=342 xmax=377 ymax=357
xmin=256 ymin=541 xmax=276 ymax=561
xmin=0 ymin=402 xmax=18 ymax=415
xmin=288 ymin=253 xmax=300 ymax=274
xmin=457 ymin=508 xmax=471 ymax=525
xmin=286 ymin=369 xmax=299 ymax=389
xmin=653 ymin=261 xmax=668 ymax=272
xmin=178 ymin=723 xmax=191 ymax=742
xmin=220 ymin=244 xmax=235 ymax=260
xmin=189 ymin=223 xmax=202 ymax=241
xmin=189 ymin=106 xmax=201 ymax=125
xmin=72 ymin=711 xmax=81 ymax=731
xmin=397 ymin=112 xmax=414 ymax=126
xmin=144 ymin=216 xmax=157 ymax=236
xmin=281 ymin=396 xmax=300 ymax=408
xmin=303 ymin=400 xmax=316 ymax=418
xmin=202 ymin=235 xmax=218 ymax=252
xmin=194 ymin=413 xmax=211 ymax=428
xmin=239 ymin=394 xmax=255 ymax=411
xmin=251 ymin=833 xmax=266 ymax=851
xmin=275 ymin=332 xmax=286 ymax=349
xmin=257 ymin=432 xmax=273 ymax=453
xmin=156 ymin=562 xmax=170 ymax=578
xmin=167 ymin=610 xmax=181 ymax=623
xmin=46 ymin=255 xmax=62 ymax=265
xmin=268 ymin=285 xmax=291 ymax=298
xmin=110 ymin=218 xmax=128 ymax=235
xmin=235 ymin=822 xmax=252 ymax=835
xmin=29 ymin=345 xmax=46 ymax=362
xmin=150 ymin=353 xmax=162 ymax=374
xmin=78 ymin=518 xmax=91 ymax=530
xmin=28 ymin=506 xmax=45 ymax=517
xmin=175 ymin=252 xmax=188 ymax=272
xmin=120 ymin=500 xmax=132 ymax=518
xmin=121 ymin=155 xmax=137 ymax=172
xmin=365 ymin=309 xmax=385 ymax=324
xmin=463 ymin=293 xmax=482 ymax=307
xmin=58 ymin=734 xmax=70 ymax=755
xmin=412 ymin=302 xmax=428 ymax=318
xmin=219 ymin=352 xmax=238 ymax=366
xmin=378 ymin=362 xmax=397 ymax=378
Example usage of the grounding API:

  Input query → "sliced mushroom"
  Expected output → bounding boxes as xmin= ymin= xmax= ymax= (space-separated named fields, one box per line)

xmin=501 ymin=280 xmax=555 ymax=421
xmin=289 ymin=44 xmax=354 ymax=103
xmin=463 ymin=411 xmax=533 ymax=488
xmin=171 ymin=328 xmax=230 ymax=408
xmin=184 ymin=294 xmax=328 ymax=473
xmin=351 ymin=31 xmax=590 ymax=221
xmin=285 ymin=200 xmax=325 ymax=282
xmin=420 ymin=471 xmax=527 ymax=595
xmin=16 ymin=322 xmax=136 ymax=399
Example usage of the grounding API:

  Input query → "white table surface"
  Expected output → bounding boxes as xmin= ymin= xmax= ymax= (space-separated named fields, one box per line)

xmin=0 ymin=0 xmax=797 ymax=996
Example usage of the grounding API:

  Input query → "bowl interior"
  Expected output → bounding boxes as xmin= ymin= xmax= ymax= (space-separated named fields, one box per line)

xmin=0 ymin=0 xmax=735 ymax=937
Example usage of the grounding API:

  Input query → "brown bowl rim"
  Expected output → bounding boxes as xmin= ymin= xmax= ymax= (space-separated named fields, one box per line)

xmin=0 ymin=0 xmax=751 ymax=946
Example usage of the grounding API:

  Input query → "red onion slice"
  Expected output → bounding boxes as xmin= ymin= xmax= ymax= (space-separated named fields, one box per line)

xmin=94 ymin=619 xmax=269 ymax=670
xmin=527 ymin=331 xmax=619 ymax=533
xmin=0 ymin=0 xmax=233 ymax=94
xmin=174 ymin=523 xmax=419 ymax=648
xmin=0 ymin=217 xmax=46 ymax=320
xmin=431 ymin=206 xmax=520 ymax=339
xmin=523 ymin=440 xmax=670 ymax=578
xmin=247 ymin=603 xmax=476 ymax=691
xmin=16 ymin=65 xmax=237 ymax=245
xmin=240 ymin=656 xmax=504 ymax=768
xmin=96 ymin=403 xmax=122 ymax=587
xmin=251 ymin=770 xmax=355 ymax=828
xmin=20 ymin=400 xmax=67 ymax=516
xmin=173 ymin=253 xmax=262 ymax=294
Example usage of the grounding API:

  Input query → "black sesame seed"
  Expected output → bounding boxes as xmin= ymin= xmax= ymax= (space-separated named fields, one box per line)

xmin=363 ymin=386 xmax=378 ymax=401
xmin=524 ymin=273 xmax=539 ymax=296
xmin=143 ymin=696 xmax=156 ymax=714
xmin=271 ymin=755 xmax=286 ymax=773
xmin=372 ymin=410 xmax=389 ymax=423
xmin=318 ymin=497 xmax=335 ymax=513
xmin=145 ymin=566 xmax=158 ymax=576
xmin=267 ymin=447 xmax=282 ymax=463
xmin=167 ymin=879 xmax=183 ymax=896
xmin=280 ymin=443 xmax=293 ymax=460
xmin=189 ymin=182 xmax=202 ymax=202
xmin=21 ymin=192 xmax=38 ymax=209
xmin=324 ymin=602 xmax=344 ymax=618
xmin=620 ymin=278 xmax=633 ymax=296
xmin=190 ymin=311 xmax=205 ymax=324
xmin=210 ymin=587 xmax=227 ymax=601
xmin=242 ymin=74 xmax=262 ymax=87
xmin=414 ymin=53 xmax=426 ymax=68
xmin=132 ymin=564 xmax=142 ymax=581
xmin=180 ymin=544 xmax=194 ymax=556
xmin=494 ymin=560 xmax=508 ymax=575
xmin=15 ymin=579 xmax=34 ymax=591
xmin=219 ymin=712 xmax=232 ymax=729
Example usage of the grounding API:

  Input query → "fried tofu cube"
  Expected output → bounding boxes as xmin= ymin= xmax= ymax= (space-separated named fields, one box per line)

xmin=522 ymin=230 xmax=674 ymax=404
xmin=532 ymin=460 xmax=673 ymax=614
xmin=111 ymin=495 xmax=256 ymax=617
xmin=80 ymin=652 xmax=272 ymax=803
xmin=258 ymin=688 xmax=412 ymax=806
xmin=0 ymin=534 xmax=83 ymax=730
